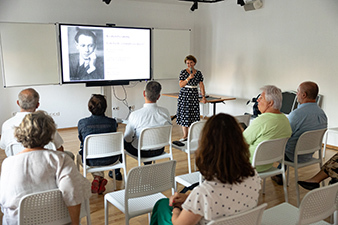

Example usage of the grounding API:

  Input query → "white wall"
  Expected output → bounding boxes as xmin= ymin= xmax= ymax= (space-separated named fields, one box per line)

xmin=1 ymin=0 xmax=338 ymax=146
xmin=192 ymin=0 xmax=338 ymax=145
xmin=0 ymin=0 xmax=194 ymax=129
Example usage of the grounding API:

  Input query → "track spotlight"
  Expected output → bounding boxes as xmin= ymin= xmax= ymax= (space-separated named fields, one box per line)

xmin=103 ymin=0 xmax=111 ymax=5
xmin=190 ymin=1 xmax=198 ymax=11
xmin=237 ymin=0 xmax=245 ymax=6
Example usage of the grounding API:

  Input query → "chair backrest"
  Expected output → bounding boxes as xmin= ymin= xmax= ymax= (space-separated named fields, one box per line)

xmin=83 ymin=132 xmax=124 ymax=159
xmin=138 ymin=125 xmax=172 ymax=150
xmin=252 ymin=137 xmax=289 ymax=167
xmin=298 ymin=183 xmax=338 ymax=225
xmin=294 ymin=128 xmax=327 ymax=157
xmin=207 ymin=203 xmax=267 ymax=225
xmin=187 ymin=120 xmax=206 ymax=150
xmin=235 ymin=114 xmax=251 ymax=127
xmin=125 ymin=160 xmax=176 ymax=200
xmin=7 ymin=141 xmax=56 ymax=156
xmin=281 ymin=91 xmax=297 ymax=114
xmin=18 ymin=189 xmax=90 ymax=225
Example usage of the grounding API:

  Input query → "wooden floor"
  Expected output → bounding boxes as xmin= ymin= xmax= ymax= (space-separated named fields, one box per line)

xmin=0 ymin=120 xmax=336 ymax=225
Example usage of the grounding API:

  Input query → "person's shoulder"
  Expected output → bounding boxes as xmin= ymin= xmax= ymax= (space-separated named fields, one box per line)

xmin=78 ymin=116 xmax=91 ymax=125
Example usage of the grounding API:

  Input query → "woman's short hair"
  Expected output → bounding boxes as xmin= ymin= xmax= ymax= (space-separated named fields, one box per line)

xmin=15 ymin=111 xmax=56 ymax=148
xmin=196 ymin=113 xmax=255 ymax=184
xmin=88 ymin=94 xmax=107 ymax=115
xmin=184 ymin=55 xmax=197 ymax=64
xmin=261 ymin=85 xmax=283 ymax=110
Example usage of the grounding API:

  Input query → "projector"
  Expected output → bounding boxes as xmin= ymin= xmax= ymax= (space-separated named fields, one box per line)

xmin=244 ymin=0 xmax=263 ymax=11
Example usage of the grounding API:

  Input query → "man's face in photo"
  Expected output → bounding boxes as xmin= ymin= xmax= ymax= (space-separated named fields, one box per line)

xmin=76 ymin=34 xmax=96 ymax=60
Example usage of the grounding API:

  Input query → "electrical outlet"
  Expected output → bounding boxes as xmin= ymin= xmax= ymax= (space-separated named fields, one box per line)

xmin=113 ymin=107 xmax=119 ymax=110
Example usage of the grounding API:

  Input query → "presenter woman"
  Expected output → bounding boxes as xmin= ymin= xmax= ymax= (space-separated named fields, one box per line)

xmin=176 ymin=55 xmax=207 ymax=141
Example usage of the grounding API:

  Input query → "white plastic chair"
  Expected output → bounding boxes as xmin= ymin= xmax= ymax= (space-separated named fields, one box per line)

xmin=285 ymin=128 xmax=327 ymax=206
xmin=125 ymin=125 xmax=173 ymax=167
xmin=322 ymin=127 xmax=338 ymax=161
xmin=252 ymin=137 xmax=289 ymax=202
xmin=261 ymin=183 xmax=338 ymax=225
xmin=76 ymin=132 xmax=126 ymax=190
xmin=207 ymin=203 xmax=267 ymax=225
xmin=104 ymin=160 xmax=176 ymax=225
xmin=7 ymin=141 xmax=56 ymax=156
xmin=172 ymin=120 xmax=206 ymax=174
xmin=18 ymin=189 xmax=91 ymax=225
xmin=175 ymin=171 xmax=202 ymax=191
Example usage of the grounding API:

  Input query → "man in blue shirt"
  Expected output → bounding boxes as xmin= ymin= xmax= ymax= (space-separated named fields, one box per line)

xmin=272 ymin=81 xmax=327 ymax=185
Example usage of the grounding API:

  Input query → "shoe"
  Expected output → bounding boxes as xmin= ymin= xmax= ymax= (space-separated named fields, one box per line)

xmin=179 ymin=138 xmax=187 ymax=142
xmin=271 ymin=175 xmax=283 ymax=185
xmin=91 ymin=179 xmax=100 ymax=193
xmin=98 ymin=178 xmax=108 ymax=194
xmin=108 ymin=171 xmax=123 ymax=181
xmin=298 ymin=181 xmax=320 ymax=190
xmin=329 ymin=178 xmax=338 ymax=185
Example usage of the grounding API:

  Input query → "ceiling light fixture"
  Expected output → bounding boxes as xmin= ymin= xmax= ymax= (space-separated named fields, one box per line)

xmin=179 ymin=0 xmax=224 ymax=11
xmin=103 ymin=0 xmax=111 ymax=5
xmin=190 ymin=1 xmax=198 ymax=11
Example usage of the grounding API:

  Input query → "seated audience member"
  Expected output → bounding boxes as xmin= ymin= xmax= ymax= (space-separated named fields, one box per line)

xmin=243 ymin=85 xmax=292 ymax=172
xmin=298 ymin=153 xmax=338 ymax=190
xmin=272 ymin=81 xmax=327 ymax=185
xmin=78 ymin=94 xmax=121 ymax=194
xmin=150 ymin=113 xmax=261 ymax=225
xmin=0 ymin=88 xmax=73 ymax=158
xmin=122 ymin=80 xmax=171 ymax=163
xmin=0 ymin=111 xmax=91 ymax=225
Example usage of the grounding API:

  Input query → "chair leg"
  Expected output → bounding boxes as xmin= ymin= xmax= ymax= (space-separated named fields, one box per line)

xmin=104 ymin=198 xmax=109 ymax=225
xmin=187 ymin=152 xmax=192 ymax=174
xmin=295 ymin=168 xmax=300 ymax=207
xmin=287 ymin=168 xmax=290 ymax=187
xmin=85 ymin=199 xmax=92 ymax=225
xmin=112 ymin=172 xmax=117 ymax=191
xmin=282 ymin=172 xmax=288 ymax=202
xmin=262 ymin=178 xmax=266 ymax=194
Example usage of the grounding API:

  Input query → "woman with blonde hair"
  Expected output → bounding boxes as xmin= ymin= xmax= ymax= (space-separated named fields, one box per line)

xmin=0 ymin=111 xmax=91 ymax=225
xmin=150 ymin=113 xmax=261 ymax=225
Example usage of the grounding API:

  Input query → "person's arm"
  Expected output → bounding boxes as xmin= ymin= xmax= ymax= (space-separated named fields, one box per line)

xmin=199 ymin=81 xmax=207 ymax=104
xmin=242 ymin=116 xmax=262 ymax=145
xmin=169 ymin=192 xmax=189 ymax=208
xmin=172 ymin=208 xmax=202 ymax=225
xmin=67 ymin=204 xmax=81 ymax=225
xmin=124 ymin=114 xmax=135 ymax=143
xmin=179 ymin=71 xmax=194 ymax=88
xmin=86 ymin=53 xmax=97 ymax=74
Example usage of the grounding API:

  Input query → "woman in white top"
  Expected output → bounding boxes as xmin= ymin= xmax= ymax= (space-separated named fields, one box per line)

xmin=0 ymin=111 xmax=91 ymax=225
xmin=150 ymin=113 xmax=261 ymax=225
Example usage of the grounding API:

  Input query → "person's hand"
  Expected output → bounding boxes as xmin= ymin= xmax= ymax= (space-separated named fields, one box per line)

xmin=169 ymin=192 xmax=188 ymax=209
xmin=201 ymin=97 xmax=207 ymax=104
xmin=86 ymin=53 xmax=97 ymax=74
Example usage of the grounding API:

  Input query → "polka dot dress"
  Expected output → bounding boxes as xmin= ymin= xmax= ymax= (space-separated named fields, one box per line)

xmin=176 ymin=69 xmax=204 ymax=127
xmin=182 ymin=172 xmax=261 ymax=225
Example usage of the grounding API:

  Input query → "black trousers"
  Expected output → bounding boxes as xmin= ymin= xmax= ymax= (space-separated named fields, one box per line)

xmin=124 ymin=140 xmax=164 ymax=165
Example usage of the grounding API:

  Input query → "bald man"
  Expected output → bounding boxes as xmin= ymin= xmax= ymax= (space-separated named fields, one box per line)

xmin=272 ymin=81 xmax=327 ymax=185
xmin=0 ymin=88 xmax=65 ymax=156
